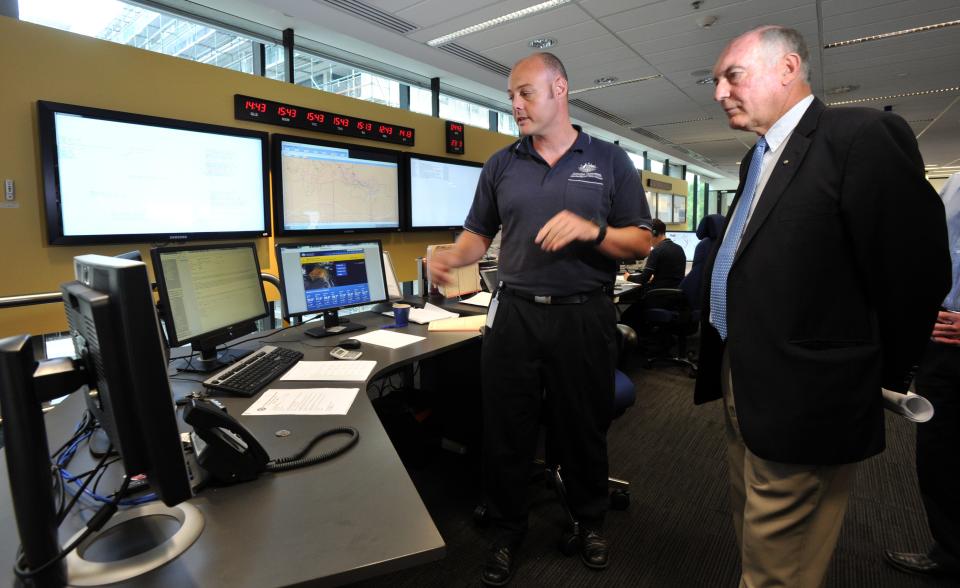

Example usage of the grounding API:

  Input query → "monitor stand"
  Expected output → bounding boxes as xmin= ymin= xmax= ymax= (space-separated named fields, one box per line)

xmin=65 ymin=502 xmax=204 ymax=586
xmin=304 ymin=310 xmax=366 ymax=339
xmin=171 ymin=347 xmax=253 ymax=374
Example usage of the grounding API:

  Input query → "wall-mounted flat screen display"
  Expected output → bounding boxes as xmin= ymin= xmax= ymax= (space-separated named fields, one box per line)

xmin=38 ymin=101 xmax=270 ymax=245
xmin=273 ymin=134 xmax=401 ymax=235
xmin=406 ymin=154 xmax=483 ymax=231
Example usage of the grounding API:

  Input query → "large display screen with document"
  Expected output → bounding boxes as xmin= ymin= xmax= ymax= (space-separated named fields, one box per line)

xmin=406 ymin=154 xmax=483 ymax=230
xmin=38 ymin=101 xmax=270 ymax=245
xmin=273 ymin=135 xmax=401 ymax=235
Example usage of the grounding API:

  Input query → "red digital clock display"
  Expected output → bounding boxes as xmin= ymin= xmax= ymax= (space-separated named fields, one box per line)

xmin=234 ymin=94 xmax=415 ymax=146
xmin=445 ymin=120 xmax=465 ymax=155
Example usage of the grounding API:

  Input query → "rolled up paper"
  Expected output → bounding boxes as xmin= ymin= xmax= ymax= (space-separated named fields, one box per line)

xmin=881 ymin=389 xmax=934 ymax=423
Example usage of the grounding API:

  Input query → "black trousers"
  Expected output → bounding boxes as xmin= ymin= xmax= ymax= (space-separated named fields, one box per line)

xmin=481 ymin=290 xmax=617 ymax=544
xmin=915 ymin=341 xmax=960 ymax=565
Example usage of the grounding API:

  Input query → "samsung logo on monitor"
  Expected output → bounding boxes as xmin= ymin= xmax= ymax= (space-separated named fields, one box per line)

xmin=168 ymin=235 xmax=188 ymax=240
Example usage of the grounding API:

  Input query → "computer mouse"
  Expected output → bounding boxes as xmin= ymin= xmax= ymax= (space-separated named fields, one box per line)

xmin=340 ymin=338 xmax=361 ymax=350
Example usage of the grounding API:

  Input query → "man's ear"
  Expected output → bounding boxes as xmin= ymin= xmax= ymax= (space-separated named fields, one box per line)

xmin=553 ymin=75 xmax=568 ymax=98
xmin=781 ymin=52 xmax=802 ymax=85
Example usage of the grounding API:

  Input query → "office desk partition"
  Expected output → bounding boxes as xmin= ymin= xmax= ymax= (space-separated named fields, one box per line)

xmin=0 ymin=311 xmax=482 ymax=587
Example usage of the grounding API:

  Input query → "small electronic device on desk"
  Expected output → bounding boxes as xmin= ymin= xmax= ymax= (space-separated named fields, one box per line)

xmin=277 ymin=240 xmax=391 ymax=338
xmin=202 ymin=345 xmax=303 ymax=397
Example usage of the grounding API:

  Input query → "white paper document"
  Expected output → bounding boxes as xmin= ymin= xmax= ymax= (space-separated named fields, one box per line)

xmin=881 ymin=389 xmax=935 ymax=422
xmin=352 ymin=329 xmax=425 ymax=349
xmin=461 ymin=292 xmax=492 ymax=307
xmin=279 ymin=360 xmax=377 ymax=382
xmin=242 ymin=388 xmax=359 ymax=416
xmin=383 ymin=302 xmax=459 ymax=324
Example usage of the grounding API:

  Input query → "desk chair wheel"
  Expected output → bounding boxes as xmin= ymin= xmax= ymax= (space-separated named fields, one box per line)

xmin=558 ymin=530 xmax=579 ymax=557
xmin=473 ymin=504 xmax=489 ymax=526
xmin=609 ymin=488 xmax=630 ymax=511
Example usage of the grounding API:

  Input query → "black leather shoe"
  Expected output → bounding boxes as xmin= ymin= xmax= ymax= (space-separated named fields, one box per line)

xmin=580 ymin=530 xmax=609 ymax=570
xmin=884 ymin=550 xmax=960 ymax=578
xmin=481 ymin=544 xmax=516 ymax=586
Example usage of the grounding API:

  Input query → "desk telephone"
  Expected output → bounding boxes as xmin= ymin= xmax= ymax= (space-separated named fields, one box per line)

xmin=183 ymin=398 xmax=360 ymax=485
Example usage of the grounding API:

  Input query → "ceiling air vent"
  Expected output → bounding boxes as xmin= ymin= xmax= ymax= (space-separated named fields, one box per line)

xmin=437 ymin=44 xmax=512 ymax=77
xmin=321 ymin=0 xmax=418 ymax=35
xmin=630 ymin=126 xmax=674 ymax=145
xmin=569 ymin=99 xmax=632 ymax=126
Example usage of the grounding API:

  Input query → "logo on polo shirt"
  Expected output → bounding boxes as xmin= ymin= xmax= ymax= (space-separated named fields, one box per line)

xmin=569 ymin=162 xmax=603 ymax=185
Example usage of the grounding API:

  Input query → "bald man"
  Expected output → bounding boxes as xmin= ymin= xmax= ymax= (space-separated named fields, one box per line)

xmin=429 ymin=53 xmax=650 ymax=585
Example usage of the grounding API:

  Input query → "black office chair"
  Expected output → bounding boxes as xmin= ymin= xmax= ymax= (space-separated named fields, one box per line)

xmin=636 ymin=287 xmax=698 ymax=377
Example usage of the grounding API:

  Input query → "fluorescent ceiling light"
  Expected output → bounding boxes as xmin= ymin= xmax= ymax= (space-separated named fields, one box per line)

xmin=824 ymin=19 xmax=960 ymax=48
xmin=827 ymin=86 xmax=959 ymax=106
xmin=427 ymin=0 xmax=573 ymax=47
xmin=569 ymin=74 xmax=662 ymax=95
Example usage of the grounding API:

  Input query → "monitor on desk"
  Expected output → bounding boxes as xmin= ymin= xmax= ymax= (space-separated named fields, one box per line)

xmin=151 ymin=243 xmax=270 ymax=373
xmin=666 ymin=231 xmax=699 ymax=261
xmin=0 ymin=255 xmax=197 ymax=584
xmin=405 ymin=154 xmax=483 ymax=231
xmin=276 ymin=241 xmax=389 ymax=335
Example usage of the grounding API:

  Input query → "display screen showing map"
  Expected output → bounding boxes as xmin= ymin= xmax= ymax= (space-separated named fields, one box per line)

xmin=276 ymin=138 xmax=400 ymax=232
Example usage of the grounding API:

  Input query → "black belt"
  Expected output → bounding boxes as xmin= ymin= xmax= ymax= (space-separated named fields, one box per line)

xmin=502 ymin=285 xmax=604 ymax=305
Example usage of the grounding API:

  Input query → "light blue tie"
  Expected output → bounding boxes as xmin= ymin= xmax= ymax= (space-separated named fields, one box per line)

xmin=710 ymin=137 xmax=767 ymax=340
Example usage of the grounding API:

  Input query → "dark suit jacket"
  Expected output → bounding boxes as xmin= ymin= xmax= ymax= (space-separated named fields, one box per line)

xmin=695 ymin=97 xmax=952 ymax=465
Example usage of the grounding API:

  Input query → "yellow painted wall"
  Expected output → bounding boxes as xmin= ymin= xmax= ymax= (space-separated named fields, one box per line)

xmin=0 ymin=16 xmax=515 ymax=338
xmin=640 ymin=170 xmax=689 ymax=231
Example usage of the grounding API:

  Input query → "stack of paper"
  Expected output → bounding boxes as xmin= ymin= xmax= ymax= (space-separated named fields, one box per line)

xmin=428 ymin=314 xmax=487 ymax=332
xmin=384 ymin=302 xmax=459 ymax=324
xmin=461 ymin=292 xmax=492 ymax=307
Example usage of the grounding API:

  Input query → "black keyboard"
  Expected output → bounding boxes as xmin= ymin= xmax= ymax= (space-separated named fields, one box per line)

xmin=202 ymin=345 xmax=303 ymax=397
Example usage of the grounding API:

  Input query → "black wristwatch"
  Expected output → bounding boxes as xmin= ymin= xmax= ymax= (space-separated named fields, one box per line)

xmin=594 ymin=218 xmax=607 ymax=245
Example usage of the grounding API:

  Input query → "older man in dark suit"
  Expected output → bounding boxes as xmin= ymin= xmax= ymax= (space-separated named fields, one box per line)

xmin=697 ymin=25 xmax=951 ymax=587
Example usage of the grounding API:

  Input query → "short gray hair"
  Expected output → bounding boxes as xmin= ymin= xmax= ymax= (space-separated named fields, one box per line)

xmin=756 ymin=25 xmax=810 ymax=82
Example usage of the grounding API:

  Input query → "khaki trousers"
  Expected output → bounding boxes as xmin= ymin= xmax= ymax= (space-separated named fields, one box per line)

xmin=721 ymin=351 xmax=857 ymax=588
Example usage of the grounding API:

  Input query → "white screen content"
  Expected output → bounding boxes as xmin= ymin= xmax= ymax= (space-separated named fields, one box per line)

xmin=279 ymin=141 xmax=399 ymax=231
xmin=667 ymin=231 xmax=699 ymax=260
xmin=157 ymin=247 xmax=267 ymax=343
xmin=54 ymin=113 xmax=266 ymax=236
xmin=409 ymin=157 xmax=482 ymax=228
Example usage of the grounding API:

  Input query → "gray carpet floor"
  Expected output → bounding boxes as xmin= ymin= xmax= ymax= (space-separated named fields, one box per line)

xmin=354 ymin=356 xmax=955 ymax=587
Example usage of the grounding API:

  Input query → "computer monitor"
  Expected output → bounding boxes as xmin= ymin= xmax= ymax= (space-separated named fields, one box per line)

xmin=405 ymin=153 xmax=483 ymax=231
xmin=272 ymin=134 xmax=401 ymax=235
xmin=0 ymin=254 xmax=200 ymax=584
xmin=151 ymin=243 xmax=270 ymax=373
xmin=38 ymin=101 xmax=270 ymax=245
xmin=276 ymin=241 xmax=389 ymax=336
xmin=666 ymin=231 xmax=699 ymax=261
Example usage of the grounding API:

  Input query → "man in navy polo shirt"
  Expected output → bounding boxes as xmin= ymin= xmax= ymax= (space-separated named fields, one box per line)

xmin=429 ymin=52 xmax=651 ymax=586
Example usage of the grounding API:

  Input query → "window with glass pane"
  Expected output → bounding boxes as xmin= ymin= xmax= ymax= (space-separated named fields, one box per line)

xmin=497 ymin=112 xmax=519 ymax=136
xmin=409 ymin=86 xmax=433 ymax=116
xmin=686 ymin=172 xmax=699 ymax=231
xmin=439 ymin=94 xmax=490 ymax=129
xmin=287 ymin=50 xmax=400 ymax=107
xmin=626 ymin=152 xmax=645 ymax=170
xmin=20 ymin=0 xmax=272 ymax=75
xmin=649 ymin=159 xmax=664 ymax=174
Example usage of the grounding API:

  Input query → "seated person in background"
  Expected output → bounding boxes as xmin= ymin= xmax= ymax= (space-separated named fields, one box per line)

xmin=625 ymin=219 xmax=686 ymax=294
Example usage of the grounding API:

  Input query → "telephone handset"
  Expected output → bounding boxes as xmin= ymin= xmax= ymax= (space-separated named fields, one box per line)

xmin=182 ymin=398 xmax=360 ymax=486
xmin=183 ymin=398 xmax=268 ymax=484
